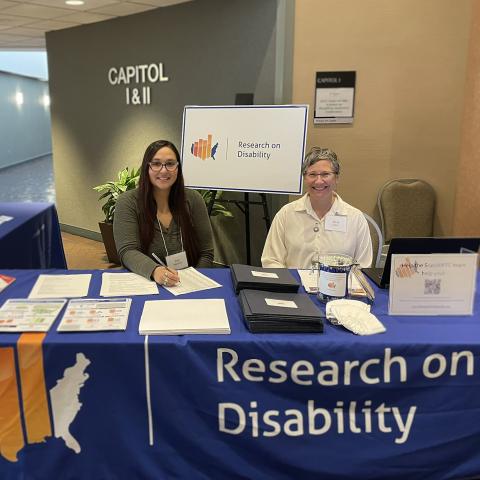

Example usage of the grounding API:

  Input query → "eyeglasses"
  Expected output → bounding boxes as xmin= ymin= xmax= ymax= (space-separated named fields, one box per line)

xmin=305 ymin=172 xmax=336 ymax=180
xmin=149 ymin=161 xmax=179 ymax=172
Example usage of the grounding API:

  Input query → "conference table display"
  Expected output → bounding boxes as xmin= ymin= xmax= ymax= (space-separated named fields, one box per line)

xmin=0 ymin=202 xmax=66 ymax=269
xmin=0 ymin=268 xmax=479 ymax=479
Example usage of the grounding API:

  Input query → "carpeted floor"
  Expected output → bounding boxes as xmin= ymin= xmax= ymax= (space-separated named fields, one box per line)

xmin=61 ymin=232 xmax=120 ymax=270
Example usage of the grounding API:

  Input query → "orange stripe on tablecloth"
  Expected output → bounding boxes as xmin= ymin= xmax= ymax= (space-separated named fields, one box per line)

xmin=17 ymin=333 xmax=52 ymax=443
xmin=0 ymin=347 xmax=24 ymax=462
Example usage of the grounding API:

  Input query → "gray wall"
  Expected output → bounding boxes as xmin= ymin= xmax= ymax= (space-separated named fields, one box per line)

xmin=0 ymin=71 xmax=52 ymax=169
xmin=46 ymin=0 xmax=292 ymax=265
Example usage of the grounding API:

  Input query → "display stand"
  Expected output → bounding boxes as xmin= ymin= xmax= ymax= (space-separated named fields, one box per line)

xmin=206 ymin=191 xmax=271 ymax=265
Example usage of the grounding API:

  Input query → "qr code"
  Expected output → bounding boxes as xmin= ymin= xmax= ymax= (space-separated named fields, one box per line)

xmin=424 ymin=279 xmax=441 ymax=295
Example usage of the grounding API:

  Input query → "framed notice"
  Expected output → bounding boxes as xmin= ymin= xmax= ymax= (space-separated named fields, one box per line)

xmin=181 ymin=105 xmax=308 ymax=194
xmin=388 ymin=253 xmax=478 ymax=316
xmin=314 ymin=71 xmax=356 ymax=124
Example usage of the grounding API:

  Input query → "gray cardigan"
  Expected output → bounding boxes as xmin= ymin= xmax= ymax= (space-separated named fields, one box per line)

xmin=113 ymin=188 xmax=214 ymax=279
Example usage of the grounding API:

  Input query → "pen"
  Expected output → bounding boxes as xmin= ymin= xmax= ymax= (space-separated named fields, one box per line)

xmin=152 ymin=252 xmax=166 ymax=266
xmin=152 ymin=253 xmax=179 ymax=282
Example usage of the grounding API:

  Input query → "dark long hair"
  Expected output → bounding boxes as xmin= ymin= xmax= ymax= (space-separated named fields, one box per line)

xmin=137 ymin=140 xmax=199 ymax=265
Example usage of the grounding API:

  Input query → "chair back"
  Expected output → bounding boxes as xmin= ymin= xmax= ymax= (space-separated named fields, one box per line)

xmin=378 ymin=178 xmax=435 ymax=243
xmin=363 ymin=213 xmax=383 ymax=268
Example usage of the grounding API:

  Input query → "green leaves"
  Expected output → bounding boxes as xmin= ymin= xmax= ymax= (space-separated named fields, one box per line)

xmin=93 ymin=167 xmax=140 ymax=223
xmin=197 ymin=190 xmax=234 ymax=218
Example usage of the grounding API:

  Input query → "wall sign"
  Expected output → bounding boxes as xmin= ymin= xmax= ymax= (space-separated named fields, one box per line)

xmin=314 ymin=71 xmax=356 ymax=124
xmin=107 ymin=62 xmax=169 ymax=106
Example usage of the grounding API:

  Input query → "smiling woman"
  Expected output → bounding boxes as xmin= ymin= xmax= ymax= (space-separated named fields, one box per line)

xmin=261 ymin=147 xmax=373 ymax=269
xmin=113 ymin=140 xmax=214 ymax=285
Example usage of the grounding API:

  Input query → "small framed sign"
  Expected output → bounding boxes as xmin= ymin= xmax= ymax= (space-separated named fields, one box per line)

xmin=388 ymin=253 xmax=478 ymax=316
xmin=314 ymin=71 xmax=356 ymax=124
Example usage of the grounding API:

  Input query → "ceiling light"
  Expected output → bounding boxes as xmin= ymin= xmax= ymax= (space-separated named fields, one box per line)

xmin=15 ymin=92 xmax=24 ymax=106
xmin=65 ymin=0 xmax=85 ymax=5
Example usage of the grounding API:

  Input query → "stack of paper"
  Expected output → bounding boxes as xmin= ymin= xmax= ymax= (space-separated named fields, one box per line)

xmin=231 ymin=264 xmax=299 ymax=294
xmin=238 ymin=289 xmax=324 ymax=333
xmin=139 ymin=298 xmax=230 ymax=335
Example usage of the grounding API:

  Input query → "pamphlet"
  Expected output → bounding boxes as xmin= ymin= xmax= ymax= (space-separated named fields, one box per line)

xmin=57 ymin=298 xmax=132 ymax=332
xmin=0 ymin=274 xmax=15 ymax=293
xmin=0 ymin=298 xmax=67 ymax=332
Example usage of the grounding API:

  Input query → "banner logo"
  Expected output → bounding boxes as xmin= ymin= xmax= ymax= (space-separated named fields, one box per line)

xmin=191 ymin=134 xmax=218 ymax=160
xmin=0 ymin=334 xmax=90 ymax=463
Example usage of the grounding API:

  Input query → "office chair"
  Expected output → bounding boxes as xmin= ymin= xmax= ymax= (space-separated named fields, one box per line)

xmin=378 ymin=178 xmax=435 ymax=244
xmin=363 ymin=213 xmax=383 ymax=268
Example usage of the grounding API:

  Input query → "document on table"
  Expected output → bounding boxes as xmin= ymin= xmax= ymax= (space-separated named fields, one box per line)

xmin=100 ymin=272 xmax=159 ymax=297
xmin=0 ymin=215 xmax=13 ymax=225
xmin=139 ymin=298 xmax=230 ymax=335
xmin=0 ymin=298 xmax=67 ymax=332
xmin=297 ymin=269 xmax=318 ymax=293
xmin=29 ymin=274 xmax=91 ymax=299
xmin=57 ymin=298 xmax=132 ymax=332
xmin=164 ymin=267 xmax=221 ymax=296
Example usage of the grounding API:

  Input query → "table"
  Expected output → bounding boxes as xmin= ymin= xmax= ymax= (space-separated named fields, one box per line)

xmin=0 ymin=268 xmax=479 ymax=479
xmin=0 ymin=202 xmax=66 ymax=269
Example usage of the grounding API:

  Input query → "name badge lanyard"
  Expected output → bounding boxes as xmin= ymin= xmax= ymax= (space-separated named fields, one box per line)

xmin=157 ymin=219 xmax=184 ymax=257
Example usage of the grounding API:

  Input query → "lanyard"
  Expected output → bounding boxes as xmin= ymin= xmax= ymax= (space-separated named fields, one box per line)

xmin=157 ymin=219 xmax=184 ymax=256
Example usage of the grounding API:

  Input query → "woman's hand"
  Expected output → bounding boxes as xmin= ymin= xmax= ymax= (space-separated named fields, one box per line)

xmin=153 ymin=266 xmax=180 ymax=286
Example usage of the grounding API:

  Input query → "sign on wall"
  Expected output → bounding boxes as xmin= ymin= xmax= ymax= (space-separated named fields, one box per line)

xmin=314 ymin=71 xmax=356 ymax=124
xmin=181 ymin=105 xmax=308 ymax=194
xmin=107 ymin=62 xmax=169 ymax=106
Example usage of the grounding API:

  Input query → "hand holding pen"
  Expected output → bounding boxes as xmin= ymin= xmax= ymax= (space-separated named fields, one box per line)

xmin=152 ymin=253 xmax=180 ymax=286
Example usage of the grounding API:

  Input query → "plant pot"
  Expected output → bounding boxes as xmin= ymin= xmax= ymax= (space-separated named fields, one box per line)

xmin=99 ymin=221 xmax=120 ymax=265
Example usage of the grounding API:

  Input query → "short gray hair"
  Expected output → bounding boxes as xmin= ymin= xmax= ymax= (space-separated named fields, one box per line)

xmin=302 ymin=147 xmax=340 ymax=175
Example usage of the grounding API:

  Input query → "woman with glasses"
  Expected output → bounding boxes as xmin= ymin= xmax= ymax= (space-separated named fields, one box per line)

xmin=261 ymin=147 xmax=372 ymax=268
xmin=114 ymin=139 xmax=213 ymax=286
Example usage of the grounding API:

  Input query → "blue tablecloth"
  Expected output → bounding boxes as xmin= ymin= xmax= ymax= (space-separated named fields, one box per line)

xmin=0 ymin=202 xmax=66 ymax=269
xmin=0 ymin=268 xmax=479 ymax=479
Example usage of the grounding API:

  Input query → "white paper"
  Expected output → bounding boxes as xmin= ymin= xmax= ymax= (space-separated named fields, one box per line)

xmin=389 ymin=253 xmax=478 ymax=315
xmin=0 ymin=215 xmax=13 ymax=225
xmin=265 ymin=298 xmax=298 ymax=309
xmin=139 ymin=298 xmax=230 ymax=335
xmin=29 ymin=274 xmax=91 ymax=299
xmin=251 ymin=271 xmax=279 ymax=279
xmin=298 ymin=269 xmax=318 ymax=293
xmin=100 ymin=272 xmax=159 ymax=297
xmin=164 ymin=267 xmax=221 ymax=296
xmin=0 ymin=299 xmax=66 ymax=332
xmin=57 ymin=298 xmax=132 ymax=332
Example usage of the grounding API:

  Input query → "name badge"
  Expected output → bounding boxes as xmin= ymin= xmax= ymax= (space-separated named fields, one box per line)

xmin=325 ymin=214 xmax=347 ymax=233
xmin=166 ymin=251 xmax=188 ymax=270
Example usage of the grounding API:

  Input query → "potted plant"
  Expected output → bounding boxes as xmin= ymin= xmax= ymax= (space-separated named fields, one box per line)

xmin=93 ymin=167 xmax=140 ymax=264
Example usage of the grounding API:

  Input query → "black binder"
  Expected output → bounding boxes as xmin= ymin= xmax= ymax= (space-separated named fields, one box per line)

xmin=230 ymin=264 xmax=300 ymax=294
xmin=238 ymin=289 xmax=324 ymax=333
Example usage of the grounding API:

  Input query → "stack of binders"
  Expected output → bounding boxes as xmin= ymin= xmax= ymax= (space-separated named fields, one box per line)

xmin=238 ymin=289 xmax=324 ymax=333
xmin=230 ymin=264 xmax=300 ymax=294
